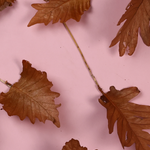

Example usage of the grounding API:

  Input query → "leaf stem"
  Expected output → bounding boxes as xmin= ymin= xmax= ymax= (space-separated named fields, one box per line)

xmin=63 ymin=22 xmax=104 ymax=95
xmin=0 ymin=78 xmax=12 ymax=88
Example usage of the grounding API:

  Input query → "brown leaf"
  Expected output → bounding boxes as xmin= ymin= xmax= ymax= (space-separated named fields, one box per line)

xmin=0 ymin=0 xmax=15 ymax=11
xmin=99 ymin=86 xmax=150 ymax=150
xmin=28 ymin=0 xmax=91 ymax=27
xmin=110 ymin=0 xmax=150 ymax=56
xmin=0 ymin=60 xmax=61 ymax=127
xmin=62 ymin=138 xmax=88 ymax=150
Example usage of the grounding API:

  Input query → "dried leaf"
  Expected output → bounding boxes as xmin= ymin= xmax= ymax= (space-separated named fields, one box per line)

xmin=0 ymin=60 xmax=61 ymax=127
xmin=0 ymin=0 xmax=15 ymax=11
xmin=110 ymin=0 xmax=150 ymax=56
xmin=28 ymin=0 xmax=91 ymax=27
xmin=62 ymin=138 xmax=88 ymax=150
xmin=99 ymin=86 xmax=150 ymax=150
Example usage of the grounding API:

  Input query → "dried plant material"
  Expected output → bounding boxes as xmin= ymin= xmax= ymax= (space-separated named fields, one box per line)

xmin=0 ymin=60 xmax=61 ymax=127
xmin=110 ymin=0 xmax=150 ymax=56
xmin=99 ymin=86 xmax=150 ymax=150
xmin=62 ymin=138 xmax=88 ymax=150
xmin=28 ymin=0 xmax=91 ymax=27
xmin=0 ymin=0 xmax=15 ymax=11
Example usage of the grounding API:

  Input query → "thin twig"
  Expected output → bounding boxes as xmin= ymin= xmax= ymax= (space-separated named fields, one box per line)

xmin=63 ymin=22 xmax=104 ymax=95
xmin=0 ymin=78 xmax=12 ymax=88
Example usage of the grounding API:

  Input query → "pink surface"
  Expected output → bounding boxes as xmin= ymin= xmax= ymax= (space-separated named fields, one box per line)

xmin=0 ymin=0 xmax=150 ymax=150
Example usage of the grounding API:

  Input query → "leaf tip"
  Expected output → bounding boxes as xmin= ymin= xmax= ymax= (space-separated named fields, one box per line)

xmin=27 ymin=21 xmax=34 ymax=27
xmin=22 ymin=59 xmax=31 ymax=68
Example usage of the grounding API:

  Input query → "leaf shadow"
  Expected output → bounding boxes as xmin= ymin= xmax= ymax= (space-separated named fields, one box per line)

xmin=93 ymin=0 xmax=130 ymax=56
xmin=85 ymin=95 xmax=122 ymax=148
xmin=13 ymin=58 xmax=22 ymax=73
xmin=36 ymin=139 xmax=61 ymax=150
xmin=25 ymin=78 xmax=74 ymax=134
xmin=80 ymin=3 xmax=93 ymax=25
xmin=19 ymin=1 xmax=35 ymax=25
xmin=0 ymin=1 xmax=18 ymax=19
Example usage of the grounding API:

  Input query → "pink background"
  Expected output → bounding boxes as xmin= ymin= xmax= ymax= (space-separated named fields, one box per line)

xmin=0 ymin=0 xmax=150 ymax=149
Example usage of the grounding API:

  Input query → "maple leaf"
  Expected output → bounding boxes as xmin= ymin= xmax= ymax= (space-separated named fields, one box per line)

xmin=0 ymin=60 xmax=61 ymax=127
xmin=28 ymin=0 xmax=91 ymax=27
xmin=110 ymin=0 xmax=150 ymax=56
xmin=62 ymin=138 xmax=88 ymax=150
xmin=99 ymin=86 xmax=150 ymax=150
xmin=0 ymin=0 xmax=15 ymax=11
